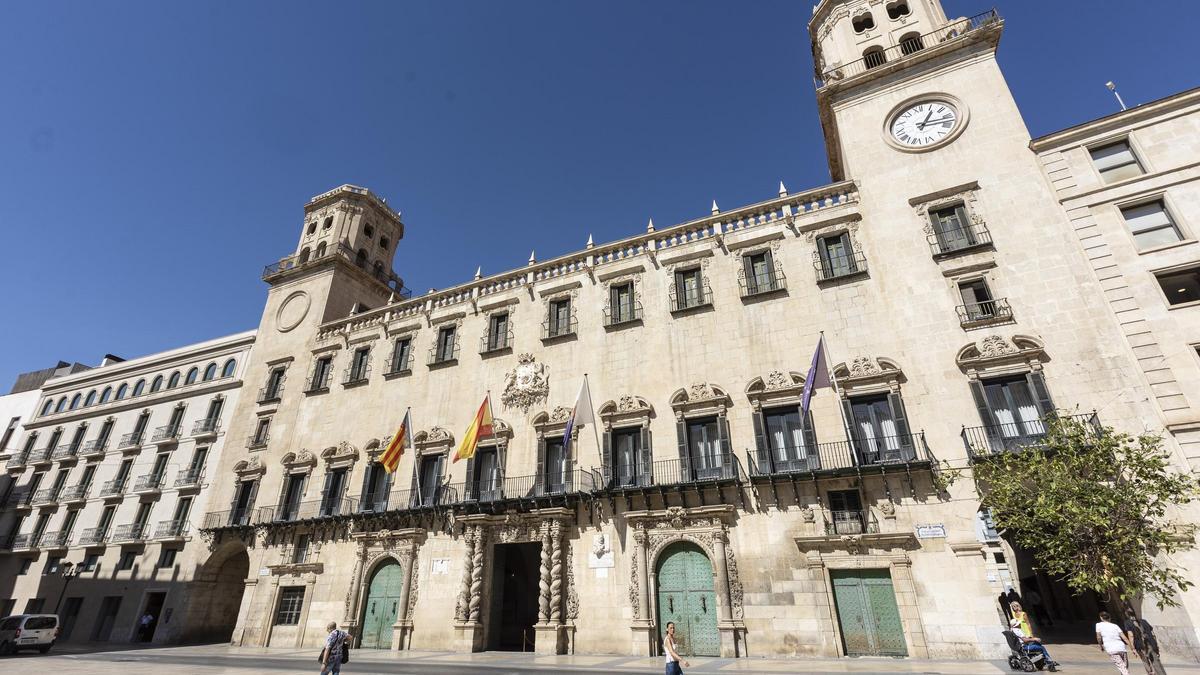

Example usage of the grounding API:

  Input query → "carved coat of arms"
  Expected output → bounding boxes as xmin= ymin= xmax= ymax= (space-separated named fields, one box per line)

xmin=501 ymin=354 xmax=549 ymax=413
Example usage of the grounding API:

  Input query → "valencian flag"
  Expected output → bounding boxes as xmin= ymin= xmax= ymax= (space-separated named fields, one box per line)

xmin=454 ymin=395 xmax=495 ymax=463
xmin=563 ymin=375 xmax=595 ymax=452
xmin=379 ymin=408 xmax=412 ymax=473
xmin=801 ymin=335 xmax=831 ymax=419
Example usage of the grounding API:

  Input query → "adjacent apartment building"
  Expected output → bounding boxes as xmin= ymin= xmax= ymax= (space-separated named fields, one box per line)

xmin=0 ymin=331 xmax=255 ymax=645
xmin=189 ymin=0 xmax=1200 ymax=662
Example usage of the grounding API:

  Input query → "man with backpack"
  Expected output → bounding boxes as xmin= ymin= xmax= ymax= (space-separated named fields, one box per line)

xmin=319 ymin=621 xmax=350 ymax=675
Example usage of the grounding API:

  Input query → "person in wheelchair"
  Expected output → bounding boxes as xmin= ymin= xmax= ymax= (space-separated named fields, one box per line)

xmin=1007 ymin=617 xmax=1061 ymax=671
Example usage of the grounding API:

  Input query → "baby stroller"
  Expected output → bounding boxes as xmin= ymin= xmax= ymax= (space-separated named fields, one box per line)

xmin=1003 ymin=630 xmax=1058 ymax=672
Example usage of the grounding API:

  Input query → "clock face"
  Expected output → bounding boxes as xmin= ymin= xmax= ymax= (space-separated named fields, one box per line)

xmin=890 ymin=101 xmax=959 ymax=148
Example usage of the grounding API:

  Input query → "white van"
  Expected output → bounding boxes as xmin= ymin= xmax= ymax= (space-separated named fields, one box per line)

xmin=0 ymin=615 xmax=60 ymax=655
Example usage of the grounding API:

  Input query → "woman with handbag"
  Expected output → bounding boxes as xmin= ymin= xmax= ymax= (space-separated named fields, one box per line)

xmin=319 ymin=621 xmax=350 ymax=675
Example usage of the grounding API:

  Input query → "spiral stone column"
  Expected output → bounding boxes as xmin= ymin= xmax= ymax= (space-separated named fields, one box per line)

xmin=538 ymin=523 xmax=552 ymax=622
xmin=467 ymin=526 xmax=486 ymax=623
xmin=549 ymin=520 xmax=563 ymax=623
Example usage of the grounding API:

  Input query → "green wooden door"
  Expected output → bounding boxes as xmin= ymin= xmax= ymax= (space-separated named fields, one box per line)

xmin=656 ymin=542 xmax=720 ymax=657
xmin=360 ymin=561 xmax=404 ymax=649
xmin=831 ymin=569 xmax=907 ymax=657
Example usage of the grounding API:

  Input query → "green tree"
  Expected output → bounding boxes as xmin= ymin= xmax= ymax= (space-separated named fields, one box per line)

xmin=974 ymin=415 xmax=1199 ymax=609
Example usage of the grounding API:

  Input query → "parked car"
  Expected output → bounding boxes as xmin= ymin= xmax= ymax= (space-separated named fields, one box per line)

xmin=0 ymin=614 xmax=60 ymax=655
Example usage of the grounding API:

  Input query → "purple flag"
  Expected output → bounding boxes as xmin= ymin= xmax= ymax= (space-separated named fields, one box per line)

xmin=801 ymin=336 xmax=831 ymax=417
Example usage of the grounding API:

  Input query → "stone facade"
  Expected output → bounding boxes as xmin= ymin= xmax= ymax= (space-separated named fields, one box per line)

xmin=0 ymin=331 xmax=254 ymax=644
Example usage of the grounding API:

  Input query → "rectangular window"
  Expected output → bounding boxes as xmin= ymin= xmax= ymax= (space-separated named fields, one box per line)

xmin=80 ymin=552 xmax=100 ymax=572
xmin=473 ymin=447 xmax=500 ymax=501
xmin=292 ymin=534 xmax=311 ymax=564
xmin=958 ymin=278 xmax=997 ymax=320
xmin=1123 ymin=200 xmax=1182 ymax=250
xmin=279 ymin=474 xmax=305 ymax=521
xmin=685 ymin=416 xmax=724 ymax=480
xmin=848 ymin=394 xmax=912 ymax=463
xmin=133 ymin=502 xmax=153 ymax=529
xmin=818 ymin=233 xmax=858 ymax=279
xmin=252 ymin=418 xmax=271 ymax=447
xmin=264 ymin=368 xmax=285 ymax=400
xmin=673 ymin=268 xmax=706 ymax=310
xmin=543 ymin=438 xmax=566 ymax=494
xmin=18 ymin=559 xmax=32 ymax=575
xmin=96 ymin=505 xmax=116 ymax=536
xmin=1155 ymin=267 xmax=1200 ymax=306
xmin=612 ymin=427 xmax=641 ymax=487
xmin=61 ymin=509 xmax=79 ymax=537
xmin=348 ymin=347 xmax=370 ymax=383
xmin=274 ymin=587 xmax=305 ymax=625
xmin=981 ymin=376 xmax=1046 ymax=439
xmin=390 ymin=337 xmax=412 ymax=373
xmin=417 ymin=454 xmax=442 ymax=506
xmin=609 ymin=283 xmax=636 ymax=324
xmin=320 ymin=469 xmax=347 ymax=516
xmin=742 ymin=251 xmax=777 ymax=295
xmin=486 ymin=313 xmax=510 ymax=351
xmin=232 ymin=480 xmax=257 ymax=525
xmin=44 ymin=556 xmax=62 ymax=575
xmin=0 ymin=417 xmax=19 ymax=450
xmin=930 ymin=204 xmax=979 ymax=253
xmin=167 ymin=407 xmax=185 ymax=434
xmin=310 ymin=356 xmax=333 ymax=391
xmin=205 ymin=398 xmax=224 ymax=424
xmin=763 ymin=407 xmax=813 ymax=471
xmin=435 ymin=326 xmax=458 ymax=363
xmin=827 ymin=489 xmax=865 ymax=534
xmin=132 ymin=412 xmax=150 ymax=439
xmin=117 ymin=551 xmax=137 ymax=571
xmin=157 ymin=548 xmax=178 ymax=568
xmin=1090 ymin=139 xmax=1143 ymax=183
xmin=548 ymin=299 xmax=573 ymax=337
xmin=96 ymin=419 xmax=114 ymax=448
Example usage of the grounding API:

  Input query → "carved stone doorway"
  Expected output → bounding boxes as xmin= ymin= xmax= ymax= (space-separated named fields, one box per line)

xmin=487 ymin=542 xmax=541 ymax=651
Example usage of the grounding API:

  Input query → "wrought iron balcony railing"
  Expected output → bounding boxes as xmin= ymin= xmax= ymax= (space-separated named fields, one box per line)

xmin=132 ymin=473 xmax=165 ymax=492
xmin=192 ymin=418 xmax=221 ymax=437
xmin=962 ymin=412 xmax=1100 ymax=460
xmin=746 ymin=433 xmax=931 ymax=478
xmin=175 ymin=467 xmax=204 ymax=488
xmin=110 ymin=522 xmax=148 ymax=544
xmin=956 ymin=298 xmax=1014 ymax=327
xmin=77 ymin=527 xmax=108 ymax=547
xmin=201 ymin=508 xmax=253 ymax=530
xmin=824 ymin=509 xmax=880 ymax=536
xmin=118 ymin=431 xmax=144 ymax=449
xmin=52 ymin=443 xmax=78 ymax=460
xmin=259 ymin=375 xmax=286 ymax=403
xmin=815 ymin=251 xmax=869 ymax=282
xmin=669 ymin=279 xmax=714 ymax=313
xmin=542 ymin=315 xmax=578 ymax=341
xmin=6 ymin=453 xmax=27 ymax=469
xmin=58 ymin=483 xmax=89 ymax=502
xmin=603 ymin=300 xmax=643 ymax=327
xmin=38 ymin=531 xmax=71 ymax=548
xmin=928 ymin=221 xmax=993 ymax=256
xmin=151 ymin=425 xmax=181 ymax=443
xmin=30 ymin=487 xmax=60 ymax=506
xmin=447 ymin=469 xmax=597 ymax=505
xmin=81 ymin=439 xmax=108 ymax=457
xmin=9 ymin=533 xmax=34 ymax=550
xmin=480 ymin=326 xmax=515 ymax=354
xmin=816 ymin=9 xmax=1001 ymax=87
xmin=99 ymin=477 xmax=128 ymax=497
xmin=343 ymin=360 xmax=372 ymax=387
xmin=262 ymin=496 xmax=357 ymax=524
xmin=247 ymin=432 xmax=270 ymax=449
xmin=428 ymin=341 xmax=461 ymax=366
xmin=385 ymin=351 xmax=413 ymax=376
xmin=738 ymin=265 xmax=788 ymax=298
xmin=154 ymin=519 xmax=188 ymax=539
xmin=30 ymin=445 xmax=54 ymax=463
xmin=4 ymin=487 xmax=31 ymax=507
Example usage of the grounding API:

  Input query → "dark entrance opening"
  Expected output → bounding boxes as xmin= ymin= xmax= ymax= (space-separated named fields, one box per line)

xmin=136 ymin=592 xmax=166 ymax=642
xmin=91 ymin=596 xmax=122 ymax=641
xmin=1006 ymin=542 xmax=1105 ymax=645
xmin=186 ymin=546 xmax=250 ymax=643
xmin=486 ymin=542 xmax=540 ymax=651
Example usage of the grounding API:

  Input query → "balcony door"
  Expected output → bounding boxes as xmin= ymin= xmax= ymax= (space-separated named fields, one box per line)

xmin=278 ymin=473 xmax=305 ymax=521
xmin=760 ymin=407 xmax=817 ymax=472
xmin=743 ymin=251 xmax=774 ymax=294
xmin=972 ymin=374 xmax=1054 ymax=450
xmin=828 ymin=489 xmax=865 ymax=535
xmin=320 ymin=469 xmax=347 ymax=516
xmin=231 ymin=480 xmax=257 ymax=525
xmin=931 ymin=204 xmax=976 ymax=252
xmin=684 ymin=416 xmax=726 ymax=481
xmin=612 ymin=427 xmax=642 ymax=487
xmin=541 ymin=438 xmax=567 ymax=495
xmin=472 ymin=447 xmax=500 ymax=502
xmin=360 ymin=463 xmax=390 ymax=512
xmin=818 ymin=233 xmax=856 ymax=277
xmin=416 ymin=453 xmax=443 ymax=506
xmin=845 ymin=394 xmax=912 ymax=464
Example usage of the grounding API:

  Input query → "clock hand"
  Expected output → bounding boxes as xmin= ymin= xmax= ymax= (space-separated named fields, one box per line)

xmin=918 ymin=109 xmax=933 ymax=130
xmin=921 ymin=116 xmax=955 ymax=125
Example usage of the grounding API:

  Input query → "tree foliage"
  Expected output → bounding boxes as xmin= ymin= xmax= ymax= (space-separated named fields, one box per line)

xmin=974 ymin=415 xmax=1199 ymax=609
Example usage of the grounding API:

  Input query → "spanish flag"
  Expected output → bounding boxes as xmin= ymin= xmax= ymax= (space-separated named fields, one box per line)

xmin=453 ymin=395 xmax=494 ymax=463
xmin=379 ymin=408 xmax=411 ymax=473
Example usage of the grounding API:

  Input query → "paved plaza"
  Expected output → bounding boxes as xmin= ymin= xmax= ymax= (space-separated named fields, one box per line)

xmin=11 ymin=643 xmax=1199 ymax=674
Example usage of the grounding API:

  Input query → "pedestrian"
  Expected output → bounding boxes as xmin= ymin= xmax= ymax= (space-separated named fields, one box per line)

xmin=1009 ymin=617 xmax=1060 ymax=671
xmin=1122 ymin=607 xmax=1160 ymax=675
xmin=138 ymin=612 xmax=155 ymax=642
xmin=1097 ymin=611 xmax=1134 ymax=675
xmin=663 ymin=621 xmax=690 ymax=675
xmin=319 ymin=621 xmax=349 ymax=675
xmin=1010 ymin=601 xmax=1032 ymax=637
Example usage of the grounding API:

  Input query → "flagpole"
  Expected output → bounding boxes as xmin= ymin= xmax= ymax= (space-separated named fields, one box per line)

xmin=486 ymin=390 xmax=496 ymax=443
xmin=586 ymin=374 xmax=601 ymax=475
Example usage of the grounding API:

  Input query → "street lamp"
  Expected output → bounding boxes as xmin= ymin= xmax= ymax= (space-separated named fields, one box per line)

xmin=53 ymin=562 xmax=79 ymax=614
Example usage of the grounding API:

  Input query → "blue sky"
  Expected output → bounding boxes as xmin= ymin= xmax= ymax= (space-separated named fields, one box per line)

xmin=0 ymin=1 xmax=1195 ymax=389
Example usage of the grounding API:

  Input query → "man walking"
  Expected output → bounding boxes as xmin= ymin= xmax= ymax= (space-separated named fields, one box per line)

xmin=1097 ymin=611 xmax=1134 ymax=675
xmin=138 ymin=612 xmax=155 ymax=642
xmin=320 ymin=621 xmax=349 ymax=675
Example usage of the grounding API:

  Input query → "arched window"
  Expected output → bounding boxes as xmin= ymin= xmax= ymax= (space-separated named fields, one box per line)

xmin=55 ymin=397 xmax=68 ymax=412
xmin=299 ymin=247 xmax=311 ymax=264
xmin=167 ymin=372 xmax=181 ymax=388
xmin=356 ymin=248 xmax=368 ymax=268
xmin=99 ymin=387 xmax=113 ymax=404
xmin=886 ymin=0 xmax=910 ymax=20
xmin=84 ymin=390 xmax=97 ymax=406
xmin=863 ymin=46 xmax=887 ymax=69
xmin=185 ymin=367 xmax=199 ymax=385
xmin=203 ymin=363 xmax=218 ymax=381
xmin=41 ymin=399 xmax=54 ymax=416
xmin=133 ymin=379 xmax=146 ymax=396
xmin=306 ymin=221 xmax=317 ymax=235
xmin=222 ymin=359 xmax=237 ymax=378
xmin=322 ymin=216 xmax=333 ymax=230
xmin=364 ymin=224 xmax=375 ymax=239
xmin=69 ymin=394 xmax=82 ymax=410
xmin=151 ymin=375 xmax=164 ymax=392
xmin=315 ymin=241 xmax=327 ymax=257
xmin=899 ymin=32 xmax=924 ymax=55
xmin=115 ymin=384 xmax=129 ymax=400
xmin=380 ymin=236 xmax=390 ymax=251
xmin=852 ymin=12 xmax=875 ymax=33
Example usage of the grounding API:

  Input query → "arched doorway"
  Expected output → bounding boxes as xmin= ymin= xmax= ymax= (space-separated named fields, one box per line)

xmin=186 ymin=545 xmax=250 ymax=643
xmin=655 ymin=542 xmax=719 ymax=657
xmin=360 ymin=560 xmax=404 ymax=649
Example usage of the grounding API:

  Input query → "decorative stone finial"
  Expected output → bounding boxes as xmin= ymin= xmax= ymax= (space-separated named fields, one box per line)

xmin=779 ymin=181 xmax=788 ymax=197
xmin=586 ymin=234 xmax=594 ymax=249
xmin=711 ymin=200 xmax=720 ymax=215
xmin=646 ymin=218 xmax=655 ymax=233
xmin=528 ymin=251 xmax=537 ymax=265
xmin=474 ymin=266 xmax=482 ymax=280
